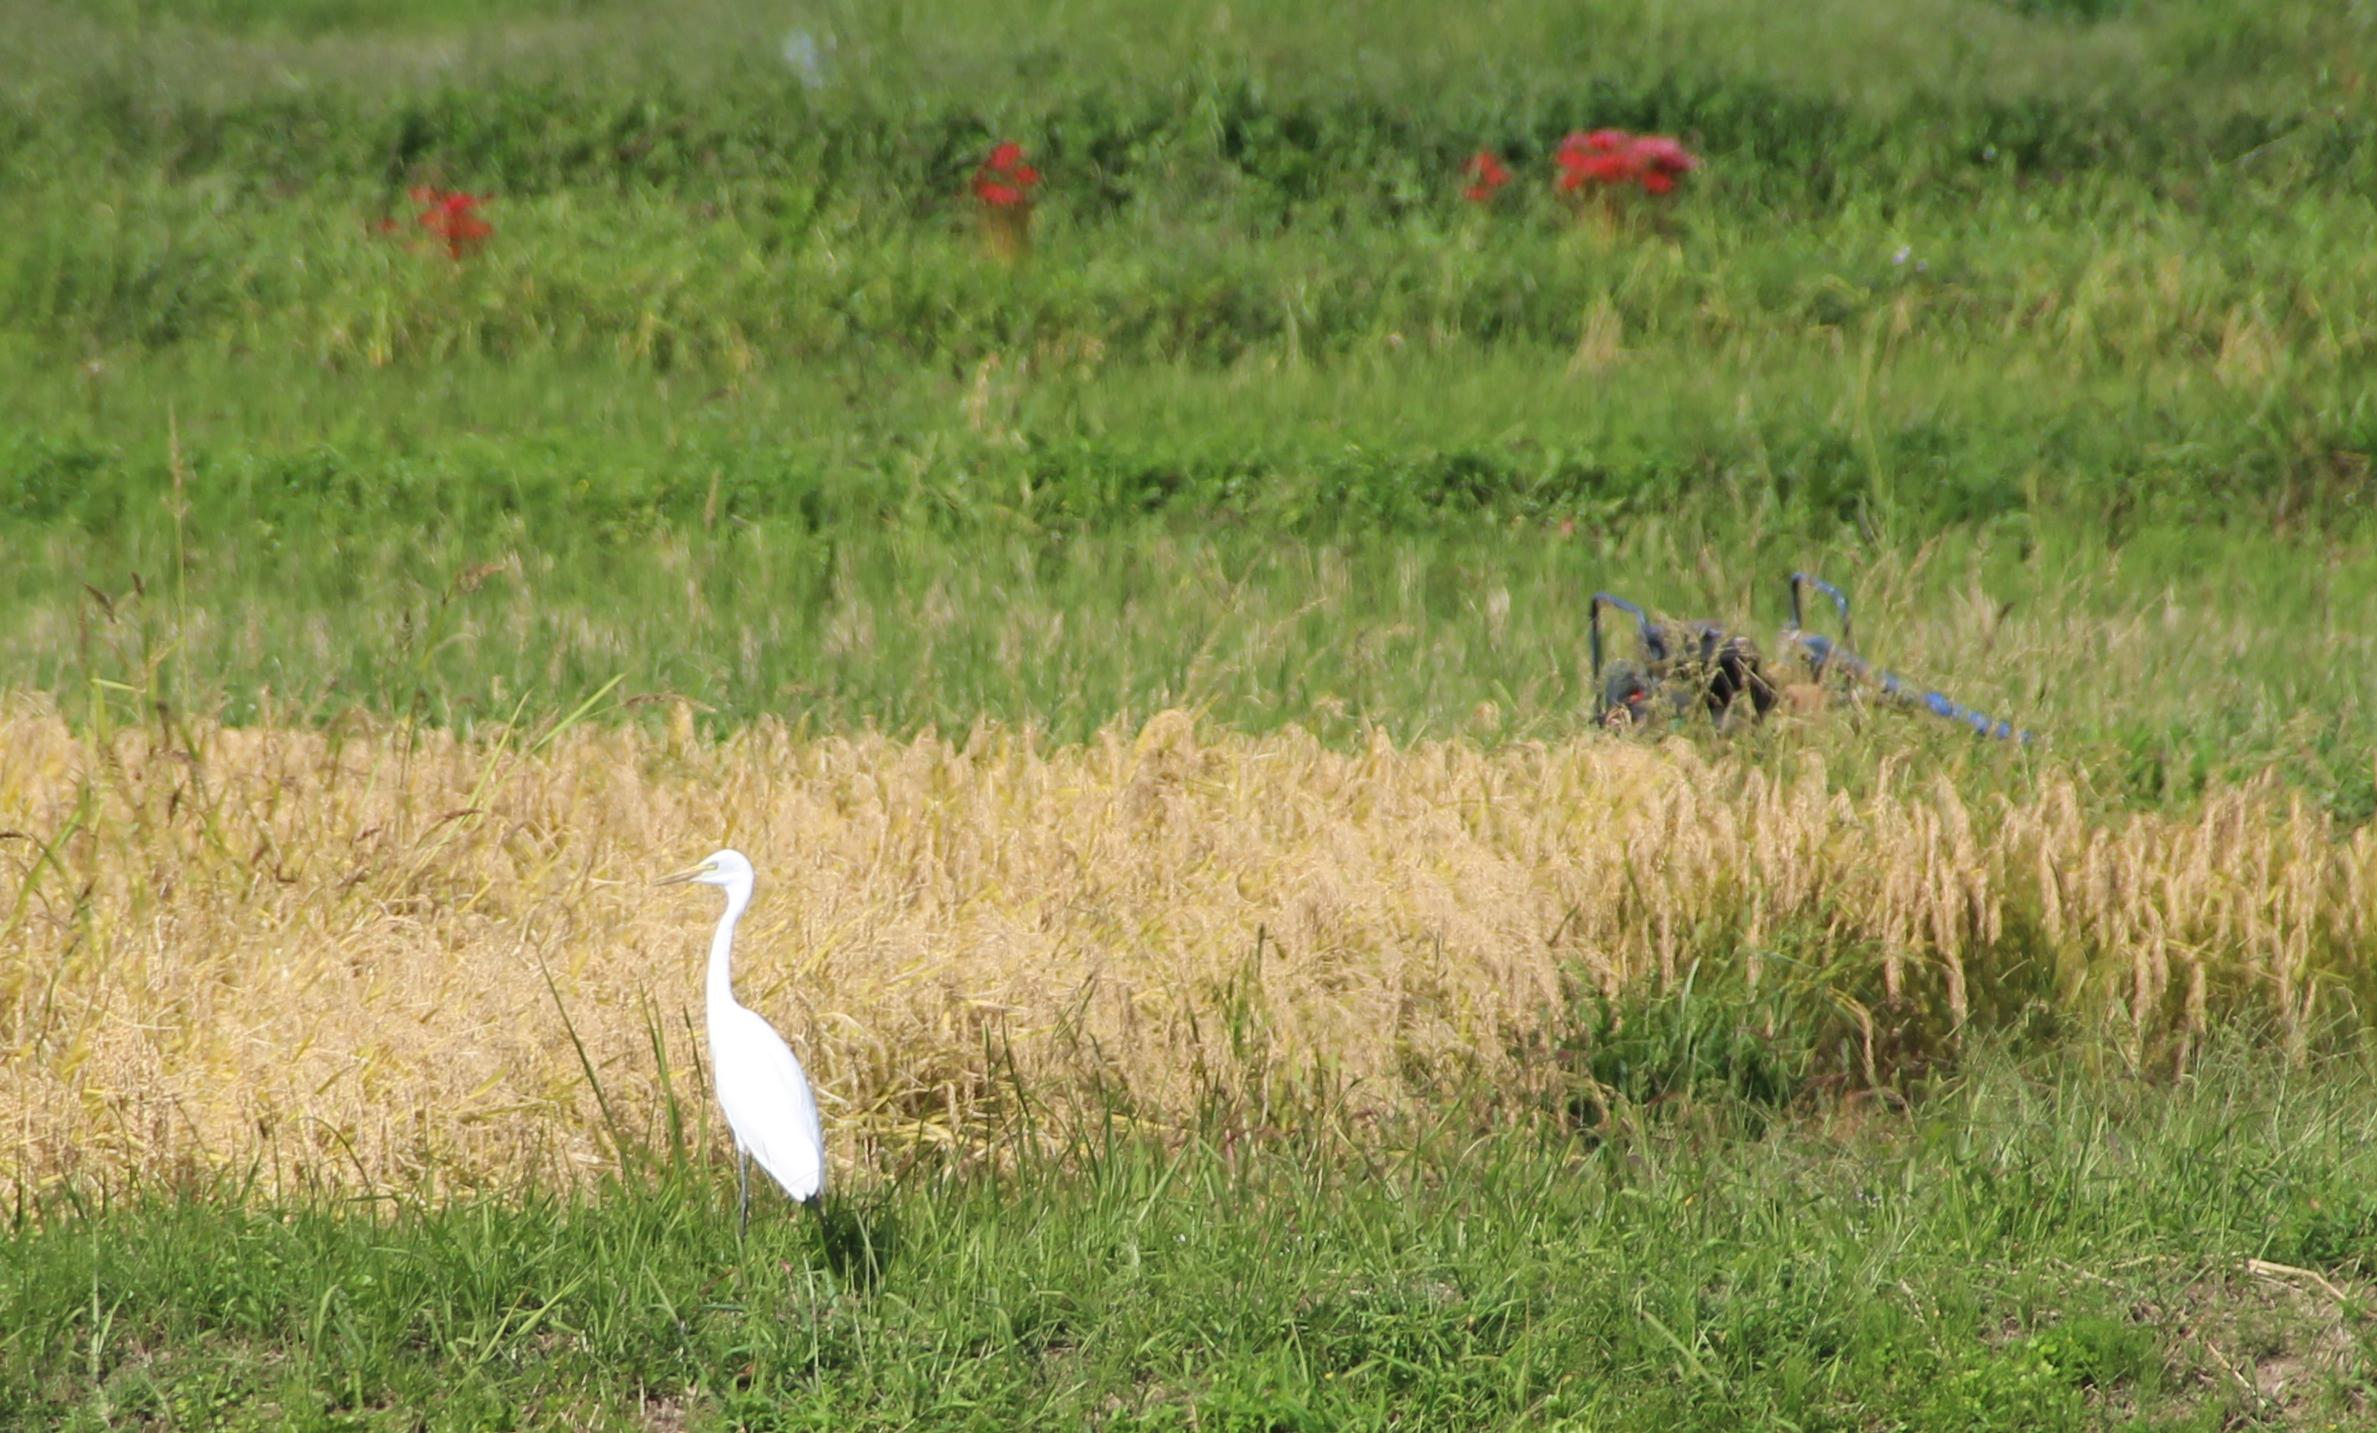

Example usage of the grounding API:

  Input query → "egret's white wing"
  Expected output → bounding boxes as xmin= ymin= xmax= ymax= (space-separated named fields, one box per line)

xmin=712 ymin=1004 xmax=826 ymax=1202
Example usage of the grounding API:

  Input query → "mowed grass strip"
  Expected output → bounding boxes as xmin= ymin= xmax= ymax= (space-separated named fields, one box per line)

xmin=5 ymin=705 xmax=2373 ymax=1198
xmin=6 ymin=1041 xmax=2377 ymax=1428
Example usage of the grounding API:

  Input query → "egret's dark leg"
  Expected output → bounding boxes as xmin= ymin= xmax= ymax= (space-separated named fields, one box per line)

xmin=738 ymin=1151 xmax=751 ymax=1238
xmin=804 ymin=1196 xmax=836 ymax=1277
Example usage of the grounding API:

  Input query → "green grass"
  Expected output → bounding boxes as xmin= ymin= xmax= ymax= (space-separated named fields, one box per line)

xmin=9 ymin=1037 xmax=2377 ymax=1429
xmin=9 ymin=349 xmax=2375 ymax=816
xmin=3 ymin=0 xmax=2372 ymax=817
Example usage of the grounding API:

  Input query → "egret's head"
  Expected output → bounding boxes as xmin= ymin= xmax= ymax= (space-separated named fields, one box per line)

xmin=654 ymin=847 xmax=755 ymax=892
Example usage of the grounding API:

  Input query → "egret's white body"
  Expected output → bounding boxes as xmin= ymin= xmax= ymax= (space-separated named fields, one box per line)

xmin=657 ymin=849 xmax=825 ymax=1228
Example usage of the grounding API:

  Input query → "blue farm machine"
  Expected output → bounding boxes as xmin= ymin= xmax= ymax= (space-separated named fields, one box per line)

xmin=1589 ymin=572 xmax=2034 ymax=744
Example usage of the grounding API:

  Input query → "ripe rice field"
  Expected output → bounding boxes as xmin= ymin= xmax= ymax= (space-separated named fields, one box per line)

xmin=7 ymin=0 xmax=2377 ymax=1424
xmin=6 ymin=706 xmax=2376 ymax=1202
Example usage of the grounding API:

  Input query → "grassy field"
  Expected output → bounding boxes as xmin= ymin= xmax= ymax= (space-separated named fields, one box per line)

xmin=8 ymin=1045 xmax=2377 ymax=1428
xmin=5 ymin=0 xmax=2377 ymax=1424
xmin=7 ymin=0 xmax=2377 ymax=812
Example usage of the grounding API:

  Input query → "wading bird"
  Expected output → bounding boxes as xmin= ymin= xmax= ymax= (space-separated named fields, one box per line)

xmin=656 ymin=849 xmax=825 ymax=1233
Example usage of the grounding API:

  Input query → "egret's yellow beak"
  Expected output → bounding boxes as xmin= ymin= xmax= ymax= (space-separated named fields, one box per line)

xmin=653 ymin=860 xmax=714 ymax=888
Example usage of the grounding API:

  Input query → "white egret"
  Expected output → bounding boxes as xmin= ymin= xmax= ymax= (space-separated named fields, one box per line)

xmin=655 ymin=848 xmax=825 ymax=1232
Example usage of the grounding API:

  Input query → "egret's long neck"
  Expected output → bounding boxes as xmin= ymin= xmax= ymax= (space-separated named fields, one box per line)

xmin=706 ymin=883 xmax=752 ymax=1013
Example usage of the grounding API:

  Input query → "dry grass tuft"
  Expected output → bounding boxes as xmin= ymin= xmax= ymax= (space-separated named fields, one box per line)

xmin=3 ymin=703 xmax=2372 ymax=1198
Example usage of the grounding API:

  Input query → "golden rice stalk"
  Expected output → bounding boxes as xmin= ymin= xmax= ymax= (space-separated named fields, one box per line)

xmin=1 ymin=705 xmax=2371 ymax=1199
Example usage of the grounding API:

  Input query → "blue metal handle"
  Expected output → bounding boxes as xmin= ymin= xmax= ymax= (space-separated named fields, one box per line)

xmin=1588 ymin=592 xmax=1661 ymax=722
xmin=1780 ymin=582 xmax=2034 ymax=745
xmin=1786 ymin=571 xmax=1853 ymax=672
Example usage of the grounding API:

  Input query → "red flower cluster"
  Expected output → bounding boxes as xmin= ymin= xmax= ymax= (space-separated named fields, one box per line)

xmin=409 ymin=186 xmax=494 ymax=259
xmin=971 ymin=142 xmax=1041 ymax=209
xmin=1462 ymin=150 xmax=1513 ymax=203
xmin=1553 ymin=129 xmax=1699 ymax=196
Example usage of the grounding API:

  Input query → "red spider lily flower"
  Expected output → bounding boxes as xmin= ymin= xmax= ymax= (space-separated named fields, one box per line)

xmin=1557 ymin=150 xmax=1640 ymax=190
xmin=1626 ymin=135 xmax=1699 ymax=194
xmin=971 ymin=141 xmax=1042 ymax=209
xmin=971 ymin=141 xmax=1041 ymax=263
xmin=1553 ymin=129 xmax=1699 ymax=196
xmin=1555 ymin=129 xmax=1632 ymax=166
xmin=1555 ymin=153 xmax=1632 ymax=189
xmin=409 ymin=186 xmax=494 ymax=260
xmin=1462 ymin=150 xmax=1512 ymax=202
xmin=1554 ymin=129 xmax=1634 ymax=190
xmin=1627 ymin=135 xmax=1697 ymax=172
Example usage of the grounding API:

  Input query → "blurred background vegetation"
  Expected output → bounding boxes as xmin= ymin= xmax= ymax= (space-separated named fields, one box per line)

xmin=2 ymin=0 xmax=2371 ymax=811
